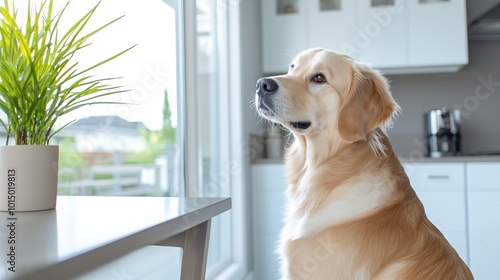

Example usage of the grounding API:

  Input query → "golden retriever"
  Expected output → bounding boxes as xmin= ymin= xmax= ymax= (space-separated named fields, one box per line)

xmin=255 ymin=48 xmax=473 ymax=280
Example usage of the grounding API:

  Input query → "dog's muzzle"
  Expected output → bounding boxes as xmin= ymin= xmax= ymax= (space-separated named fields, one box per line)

xmin=256 ymin=78 xmax=279 ymax=96
xmin=255 ymin=77 xmax=312 ymax=130
xmin=256 ymin=78 xmax=279 ymax=116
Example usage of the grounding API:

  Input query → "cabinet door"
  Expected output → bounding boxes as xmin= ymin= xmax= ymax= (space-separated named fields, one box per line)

xmin=466 ymin=163 xmax=500 ymax=280
xmin=403 ymin=162 xmax=468 ymax=263
xmin=414 ymin=191 xmax=468 ymax=262
xmin=307 ymin=0 xmax=356 ymax=57
xmin=357 ymin=0 xmax=407 ymax=68
xmin=408 ymin=0 xmax=468 ymax=67
xmin=262 ymin=0 xmax=308 ymax=73
xmin=251 ymin=163 xmax=287 ymax=280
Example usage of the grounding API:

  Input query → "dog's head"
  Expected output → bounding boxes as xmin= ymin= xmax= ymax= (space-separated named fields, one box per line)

xmin=255 ymin=48 xmax=398 ymax=143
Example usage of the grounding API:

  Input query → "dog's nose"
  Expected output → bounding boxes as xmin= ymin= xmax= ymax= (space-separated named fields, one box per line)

xmin=256 ymin=78 xmax=279 ymax=96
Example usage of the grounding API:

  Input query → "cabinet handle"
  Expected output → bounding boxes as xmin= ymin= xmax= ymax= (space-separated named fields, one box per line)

xmin=427 ymin=175 xmax=450 ymax=180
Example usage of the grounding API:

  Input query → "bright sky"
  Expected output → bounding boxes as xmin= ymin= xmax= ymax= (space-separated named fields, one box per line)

xmin=18 ymin=0 xmax=178 ymax=130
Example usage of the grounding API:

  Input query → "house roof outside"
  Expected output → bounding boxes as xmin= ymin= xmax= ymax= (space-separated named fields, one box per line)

xmin=68 ymin=115 xmax=146 ymax=130
xmin=57 ymin=115 xmax=149 ymax=152
xmin=59 ymin=115 xmax=148 ymax=137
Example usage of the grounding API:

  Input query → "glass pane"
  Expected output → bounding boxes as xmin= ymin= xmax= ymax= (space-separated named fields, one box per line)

xmin=320 ymin=0 xmax=341 ymax=11
xmin=37 ymin=0 xmax=182 ymax=197
xmin=277 ymin=0 xmax=298 ymax=14
xmin=196 ymin=0 xmax=231 ymax=273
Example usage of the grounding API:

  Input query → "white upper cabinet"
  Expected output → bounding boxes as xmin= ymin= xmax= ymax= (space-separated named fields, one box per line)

xmin=307 ymin=0 xmax=356 ymax=58
xmin=261 ymin=0 xmax=308 ymax=73
xmin=357 ymin=0 xmax=407 ymax=68
xmin=408 ymin=0 xmax=468 ymax=69
xmin=261 ymin=0 xmax=468 ymax=74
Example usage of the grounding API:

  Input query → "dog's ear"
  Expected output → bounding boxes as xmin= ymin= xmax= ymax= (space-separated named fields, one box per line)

xmin=338 ymin=64 xmax=398 ymax=142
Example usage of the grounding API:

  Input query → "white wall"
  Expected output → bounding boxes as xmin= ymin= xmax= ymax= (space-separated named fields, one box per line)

xmin=387 ymin=40 xmax=500 ymax=156
xmin=240 ymin=1 xmax=266 ymax=136
xmin=238 ymin=0 xmax=264 ymax=275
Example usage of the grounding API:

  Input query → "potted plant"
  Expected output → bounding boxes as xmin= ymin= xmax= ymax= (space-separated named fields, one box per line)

xmin=0 ymin=0 xmax=134 ymax=211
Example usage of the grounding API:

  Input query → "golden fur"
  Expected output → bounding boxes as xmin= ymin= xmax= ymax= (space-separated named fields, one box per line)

xmin=255 ymin=48 xmax=473 ymax=280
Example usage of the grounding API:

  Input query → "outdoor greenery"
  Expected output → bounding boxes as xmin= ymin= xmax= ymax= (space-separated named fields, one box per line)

xmin=0 ymin=0 xmax=134 ymax=145
xmin=125 ymin=89 xmax=177 ymax=164
xmin=56 ymin=89 xmax=177 ymax=168
xmin=144 ymin=89 xmax=177 ymax=145
xmin=58 ymin=137 xmax=87 ymax=182
xmin=58 ymin=137 xmax=87 ymax=169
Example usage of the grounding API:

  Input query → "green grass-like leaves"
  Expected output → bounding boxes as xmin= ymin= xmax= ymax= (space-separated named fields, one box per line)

xmin=0 ymin=0 xmax=134 ymax=145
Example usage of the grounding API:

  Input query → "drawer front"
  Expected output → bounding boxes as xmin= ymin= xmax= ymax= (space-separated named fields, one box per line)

xmin=466 ymin=163 xmax=500 ymax=190
xmin=403 ymin=163 xmax=465 ymax=190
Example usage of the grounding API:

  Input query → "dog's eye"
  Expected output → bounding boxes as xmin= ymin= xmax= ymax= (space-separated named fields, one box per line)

xmin=289 ymin=64 xmax=295 ymax=71
xmin=312 ymin=73 xmax=326 ymax=83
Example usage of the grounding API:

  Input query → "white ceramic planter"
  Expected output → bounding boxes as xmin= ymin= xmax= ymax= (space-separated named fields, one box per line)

xmin=0 ymin=145 xmax=59 ymax=212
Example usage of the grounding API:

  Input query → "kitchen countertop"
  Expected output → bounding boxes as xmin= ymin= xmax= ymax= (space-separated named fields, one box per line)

xmin=252 ymin=155 xmax=500 ymax=164
xmin=399 ymin=155 xmax=500 ymax=163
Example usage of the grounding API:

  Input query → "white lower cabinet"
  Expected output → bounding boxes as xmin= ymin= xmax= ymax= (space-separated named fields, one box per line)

xmin=466 ymin=163 xmax=500 ymax=280
xmin=251 ymin=163 xmax=287 ymax=280
xmin=252 ymin=161 xmax=500 ymax=279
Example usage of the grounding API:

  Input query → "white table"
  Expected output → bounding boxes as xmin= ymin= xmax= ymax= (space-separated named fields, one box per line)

xmin=0 ymin=196 xmax=231 ymax=280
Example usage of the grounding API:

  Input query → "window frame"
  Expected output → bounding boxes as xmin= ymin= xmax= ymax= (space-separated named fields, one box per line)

xmin=174 ymin=0 xmax=250 ymax=279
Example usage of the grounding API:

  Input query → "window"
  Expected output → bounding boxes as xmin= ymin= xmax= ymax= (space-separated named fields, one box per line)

xmin=196 ymin=0 xmax=232 ymax=274
xmin=45 ymin=0 xmax=183 ymax=198
xmin=1 ymin=1 xmax=181 ymax=196
xmin=4 ymin=0 xmax=248 ymax=278
xmin=184 ymin=0 xmax=249 ymax=277
xmin=186 ymin=0 xmax=248 ymax=277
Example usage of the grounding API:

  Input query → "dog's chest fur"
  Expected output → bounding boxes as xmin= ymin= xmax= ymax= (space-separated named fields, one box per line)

xmin=279 ymin=166 xmax=394 ymax=279
xmin=283 ymin=171 xmax=392 ymax=239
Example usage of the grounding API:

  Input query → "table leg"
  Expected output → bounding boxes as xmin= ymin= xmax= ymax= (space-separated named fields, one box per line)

xmin=158 ymin=219 xmax=212 ymax=280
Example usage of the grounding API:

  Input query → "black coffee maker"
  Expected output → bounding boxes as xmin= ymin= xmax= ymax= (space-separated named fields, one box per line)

xmin=425 ymin=108 xmax=461 ymax=158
